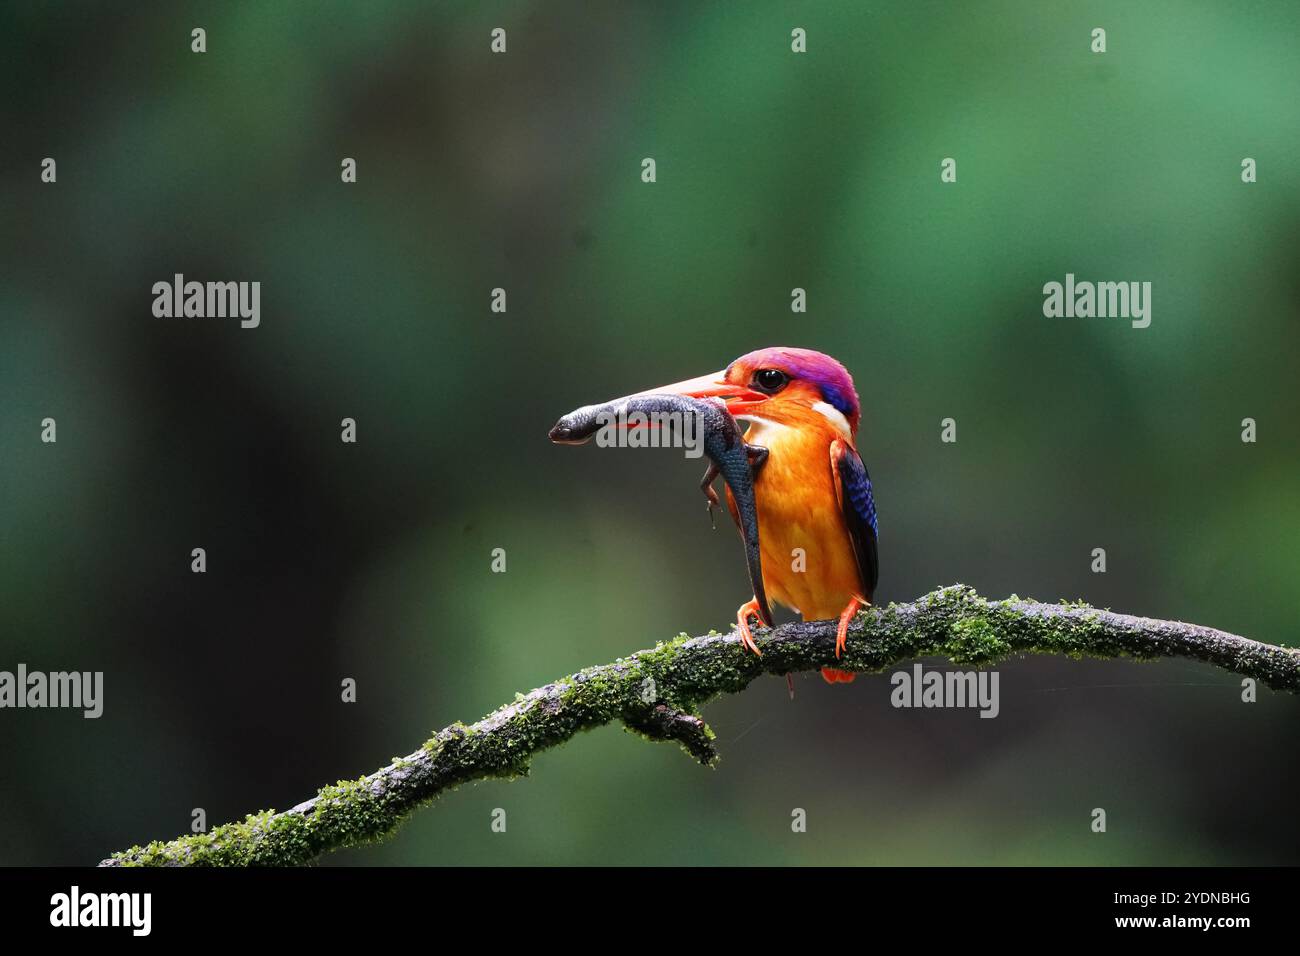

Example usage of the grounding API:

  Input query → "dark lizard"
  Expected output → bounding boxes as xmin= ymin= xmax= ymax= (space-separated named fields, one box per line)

xmin=548 ymin=393 xmax=773 ymax=628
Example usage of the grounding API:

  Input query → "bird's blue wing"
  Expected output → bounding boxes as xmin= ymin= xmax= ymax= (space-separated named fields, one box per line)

xmin=832 ymin=441 xmax=879 ymax=600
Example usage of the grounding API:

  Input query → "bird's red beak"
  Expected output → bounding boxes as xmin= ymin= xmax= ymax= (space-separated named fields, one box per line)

xmin=634 ymin=371 xmax=768 ymax=415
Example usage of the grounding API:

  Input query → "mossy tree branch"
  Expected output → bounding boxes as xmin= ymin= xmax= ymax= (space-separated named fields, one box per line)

xmin=100 ymin=584 xmax=1300 ymax=867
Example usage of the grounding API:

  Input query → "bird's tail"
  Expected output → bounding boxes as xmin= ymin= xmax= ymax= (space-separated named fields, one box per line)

xmin=820 ymin=667 xmax=857 ymax=684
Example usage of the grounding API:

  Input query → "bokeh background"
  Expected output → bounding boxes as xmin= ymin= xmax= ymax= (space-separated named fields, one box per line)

xmin=2 ymin=1 xmax=1298 ymax=866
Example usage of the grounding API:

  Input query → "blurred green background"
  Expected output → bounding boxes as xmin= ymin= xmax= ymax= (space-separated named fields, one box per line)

xmin=2 ymin=1 xmax=1298 ymax=865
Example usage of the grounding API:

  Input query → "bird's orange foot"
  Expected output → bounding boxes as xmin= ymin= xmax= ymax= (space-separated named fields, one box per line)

xmin=821 ymin=596 xmax=869 ymax=684
xmin=835 ymin=595 xmax=869 ymax=659
xmin=820 ymin=667 xmax=856 ymax=684
xmin=735 ymin=597 xmax=766 ymax=656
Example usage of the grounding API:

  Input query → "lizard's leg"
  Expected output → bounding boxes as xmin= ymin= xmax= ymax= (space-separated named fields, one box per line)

xmin=698 ymin=461 xmax=721 ymax=528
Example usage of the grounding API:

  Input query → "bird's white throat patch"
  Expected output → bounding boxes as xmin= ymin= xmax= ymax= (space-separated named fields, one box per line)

xmin=812 ymin=402 xmax=853 ymax=440
xmin=740 ymin=405 xmax=852 ymax=443
xmin=736 ymin=415 xmax=792 ymax=444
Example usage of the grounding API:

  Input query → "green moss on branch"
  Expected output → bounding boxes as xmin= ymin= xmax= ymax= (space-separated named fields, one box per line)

xmin=100 ymin=584 xmax=1299 ymax=867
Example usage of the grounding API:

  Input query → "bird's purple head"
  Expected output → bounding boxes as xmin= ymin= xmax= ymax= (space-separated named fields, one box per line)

xmin=722 ymin=347 xmax=861 ymax=433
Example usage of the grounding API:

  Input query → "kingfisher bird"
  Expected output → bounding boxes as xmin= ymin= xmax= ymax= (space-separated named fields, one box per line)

xmin=635 ymin=347 xmax=879 ymax=684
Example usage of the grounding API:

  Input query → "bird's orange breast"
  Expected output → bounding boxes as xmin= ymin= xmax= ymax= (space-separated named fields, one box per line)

xmin=727 ymin=414 xmax=862 ymax=622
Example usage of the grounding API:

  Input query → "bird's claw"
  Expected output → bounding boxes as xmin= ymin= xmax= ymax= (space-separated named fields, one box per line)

xmin=835 ymin=595 xmax=869 ymax=659
xmin=736 ymin=597 xmax=767 ymax=656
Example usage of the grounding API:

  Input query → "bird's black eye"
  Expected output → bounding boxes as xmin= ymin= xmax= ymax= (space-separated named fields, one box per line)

xmin=753 ymin=368 xmax=789 ymax=393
